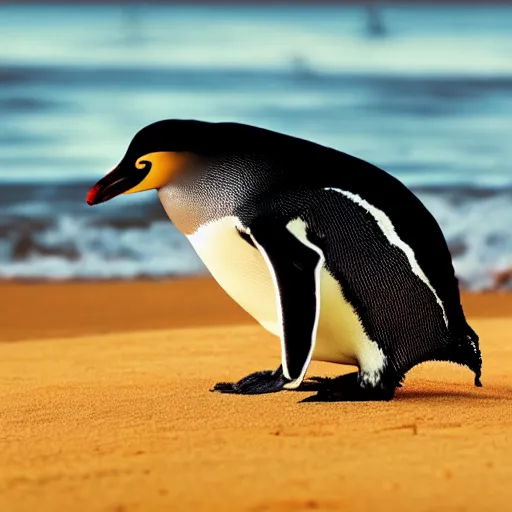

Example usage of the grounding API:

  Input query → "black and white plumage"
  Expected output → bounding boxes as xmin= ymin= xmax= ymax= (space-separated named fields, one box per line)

xmin=87 ymin=120 xmax=482 ymax=401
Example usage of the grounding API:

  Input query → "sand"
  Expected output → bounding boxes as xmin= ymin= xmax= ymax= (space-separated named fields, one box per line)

xmin=0 ymin=278 xmax=511 ymax=512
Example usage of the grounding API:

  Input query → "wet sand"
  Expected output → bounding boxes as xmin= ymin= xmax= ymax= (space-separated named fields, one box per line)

xmin=0 ymin=278 xmax=511 ymax=512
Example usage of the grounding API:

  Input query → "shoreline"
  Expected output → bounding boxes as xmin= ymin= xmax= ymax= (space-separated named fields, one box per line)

xmin=0 ymin=277 xmax=510 ymax=342
xmin=0 ymin=277 xmax=252 ymax=342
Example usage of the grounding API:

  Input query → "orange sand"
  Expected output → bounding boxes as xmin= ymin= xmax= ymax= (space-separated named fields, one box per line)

xmin=0 ymin=278 xmax=511 ymax=512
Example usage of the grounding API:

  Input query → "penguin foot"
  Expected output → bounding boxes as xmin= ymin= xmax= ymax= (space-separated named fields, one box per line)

xmin=212 ymin=367 xmax=286 ymax=395
xmin=300 ymin=372 xmax=395 ymax=402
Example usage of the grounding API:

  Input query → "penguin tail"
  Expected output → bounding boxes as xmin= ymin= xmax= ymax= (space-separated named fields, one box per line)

xmin=446 ymin=324 xmax=483 ymax=387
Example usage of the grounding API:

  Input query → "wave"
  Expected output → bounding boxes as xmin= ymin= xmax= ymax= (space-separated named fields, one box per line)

xmin=418 ymin=190 xmax=512 ymax=290
xmin=0 ymin=184 xmax=510 ymax=290
xmin=0 ymin=215 xmax=205 ymax=280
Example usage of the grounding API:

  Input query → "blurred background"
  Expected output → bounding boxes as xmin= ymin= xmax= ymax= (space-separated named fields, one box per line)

xmin=0 ymin=1 xmax=511 ymax=289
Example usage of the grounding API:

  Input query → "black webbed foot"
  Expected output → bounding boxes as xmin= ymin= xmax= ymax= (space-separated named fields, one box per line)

xmin=212 ymin=366 xmax=286 ymax=395
xmin=300 ymin=372 xmax=395 ymax=402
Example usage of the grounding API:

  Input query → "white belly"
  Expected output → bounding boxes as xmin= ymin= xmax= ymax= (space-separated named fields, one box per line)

xmin=187 ymin=216 xmax=280 ymax=335
xmin=187 ymin=216 xmax=382 ymax=369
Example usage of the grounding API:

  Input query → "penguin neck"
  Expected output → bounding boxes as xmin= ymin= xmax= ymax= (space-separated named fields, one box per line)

xmin=157 ymin=152 xmax=274 ymax=235
xmin=158 ymin=178 xmax=236 ymax=235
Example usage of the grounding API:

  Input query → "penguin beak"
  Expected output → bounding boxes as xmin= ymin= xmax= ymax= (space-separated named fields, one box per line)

xmin=86 ymin=165 xmax=146 ymax=206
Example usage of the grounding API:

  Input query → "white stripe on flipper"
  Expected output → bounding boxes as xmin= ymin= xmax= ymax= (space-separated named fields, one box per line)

xmin=324 ymin=187 xmax=448 ymax=328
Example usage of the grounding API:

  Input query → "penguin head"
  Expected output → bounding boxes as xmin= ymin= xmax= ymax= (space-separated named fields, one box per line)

xmin=86 ymin=120 xmax=209 ymax=205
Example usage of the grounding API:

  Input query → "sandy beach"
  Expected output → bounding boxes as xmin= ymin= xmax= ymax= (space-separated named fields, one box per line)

xmin=0 ymin=278 xmax=511 ymax=512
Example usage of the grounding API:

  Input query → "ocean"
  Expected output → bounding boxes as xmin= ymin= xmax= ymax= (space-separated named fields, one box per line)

xmin=0 ymin=4 xmax=511 ymax=289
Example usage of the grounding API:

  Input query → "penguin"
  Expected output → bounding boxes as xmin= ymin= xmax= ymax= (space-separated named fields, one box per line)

xmin=86 ymin=119 xmax=482 ymax=401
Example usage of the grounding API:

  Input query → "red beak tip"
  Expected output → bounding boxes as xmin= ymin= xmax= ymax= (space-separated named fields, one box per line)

xmin=86 ymin=187 xmax=98 ymax=206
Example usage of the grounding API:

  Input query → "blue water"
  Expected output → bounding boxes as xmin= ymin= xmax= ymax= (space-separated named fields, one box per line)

xmin=0 ymin=4 xmax=511 ymax=288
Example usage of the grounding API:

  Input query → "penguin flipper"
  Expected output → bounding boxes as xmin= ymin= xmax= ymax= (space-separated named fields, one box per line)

xmin=212 ymin=216 xmax=323 ymax=395
xmin=249 ymin=216 xmax=324 ymax=388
